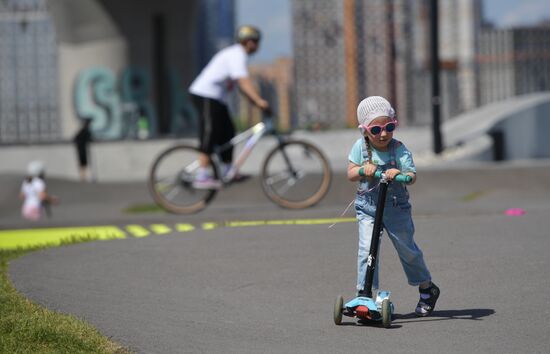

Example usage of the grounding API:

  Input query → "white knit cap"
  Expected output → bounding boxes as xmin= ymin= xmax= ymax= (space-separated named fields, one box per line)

xmin=27 ymin=160 xmax=45 ymax=177
xmin=357 ymin=96 xmax=396 ymax=126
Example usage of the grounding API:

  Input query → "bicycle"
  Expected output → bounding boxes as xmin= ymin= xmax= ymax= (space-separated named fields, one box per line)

xmin=148 ymin=117 xmax=332 ymax=214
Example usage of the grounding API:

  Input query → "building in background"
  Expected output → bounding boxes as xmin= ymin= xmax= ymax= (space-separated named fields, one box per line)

xmin=58 ymin=0 xmax=201 ymax=139
xmin=356 ymin=0 xmax=414 ymax=125
xmin=291 ymin=0 xmax=484 ymax=128
xmin=240 ymin=57 xmax=294 ymax=132
xmin=2 ymin=0 xmax=550 ymax=144
xmin=408 ymin=0 xmax=482 ymax=124
xmin=0 ymin=0 xmax=59 ymax=143
xmin=290 ymin=0 xmax=437 ymax=128
xmin=0 ymin=0 xmax=226 ymax=144
xmin=438 ymin=0 xmax=483 ymax=111
xmin=478 ymin=26 xmax=550 ymax=106
xmin=195 ymin=0 xmax=235 ymax=71
xmin=291 ymin=0 xmax=348 ymax=129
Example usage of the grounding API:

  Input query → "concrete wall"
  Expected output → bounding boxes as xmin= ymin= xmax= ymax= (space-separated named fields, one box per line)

xmin=58 ymin=38 xmax=129 ymax=139
xmin=493 ymin=101 xmax=550 ymax=159
xmin=0 ymin=138 xmax=281 ymax=182
xmin=48 ymin=0 xmax=199 ymax=140
xmin=0 ymin=139 xmax=184 ymax=182
xmin=49 ymin=0 xmax=129 ymax=140
xmin=442 ymin=92 xmax=550 ymax=161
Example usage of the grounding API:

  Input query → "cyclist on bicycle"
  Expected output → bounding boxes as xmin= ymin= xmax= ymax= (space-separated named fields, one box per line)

xmin=189 ymin=25 xmax=271 ymax=189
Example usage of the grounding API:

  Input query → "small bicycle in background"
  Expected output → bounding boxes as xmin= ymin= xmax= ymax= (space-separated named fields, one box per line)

xmin=148 ymin=117 xmax=332 ymax=214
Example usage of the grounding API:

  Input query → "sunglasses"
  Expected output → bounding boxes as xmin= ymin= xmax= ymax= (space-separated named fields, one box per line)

xmin=361 ymin=121 xmax=397 ymax=136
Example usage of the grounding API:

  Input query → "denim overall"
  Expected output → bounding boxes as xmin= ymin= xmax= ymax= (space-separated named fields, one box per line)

xmin=355 ymin=138 xmax=431 ymax=292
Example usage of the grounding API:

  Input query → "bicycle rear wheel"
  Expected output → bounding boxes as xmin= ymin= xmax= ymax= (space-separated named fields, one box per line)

xmin=261 ymin=140 xmax=331 ymax=209
xmin=148 ymin=145 xmax=218 ymax=214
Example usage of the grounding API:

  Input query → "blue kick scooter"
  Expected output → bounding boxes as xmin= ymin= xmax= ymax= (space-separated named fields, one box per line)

xmin=333 ymin=171 xmax=412 ymax=328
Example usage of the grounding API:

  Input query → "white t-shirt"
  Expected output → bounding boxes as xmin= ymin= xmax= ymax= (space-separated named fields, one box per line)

xmin=189 ymin=44 xmax=249 ymax=102
xmin=21 ymin=178 xmax=45 ymax=208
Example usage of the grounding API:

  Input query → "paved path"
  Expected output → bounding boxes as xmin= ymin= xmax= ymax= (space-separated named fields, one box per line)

xmin=6 ymin=164 xmax=550 ymax=353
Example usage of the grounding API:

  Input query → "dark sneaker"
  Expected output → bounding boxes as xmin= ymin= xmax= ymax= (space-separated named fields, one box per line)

xmin=415 ymin=282 xmax=440 ymax=317
xmin=230 ymin=173 xmax=251 ymax=183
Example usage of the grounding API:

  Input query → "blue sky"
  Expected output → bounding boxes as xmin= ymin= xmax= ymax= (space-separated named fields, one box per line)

xmin=237 ymin=0 xmax=550 ymax=63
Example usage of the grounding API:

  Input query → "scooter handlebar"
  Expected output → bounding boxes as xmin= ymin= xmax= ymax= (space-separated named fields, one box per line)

xmin=374 ymin=170 xmax=412 ymax=183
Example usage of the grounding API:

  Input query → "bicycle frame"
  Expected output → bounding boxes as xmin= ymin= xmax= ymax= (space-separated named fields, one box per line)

xmin=211 ymin=119 xmax=274 ymax=183
xmin=149 ymin=117 xmax=332 ymax=213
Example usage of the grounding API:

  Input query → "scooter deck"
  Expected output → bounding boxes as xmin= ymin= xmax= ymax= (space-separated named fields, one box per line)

xmin=343 ymin=290 xmax=391 ymax=321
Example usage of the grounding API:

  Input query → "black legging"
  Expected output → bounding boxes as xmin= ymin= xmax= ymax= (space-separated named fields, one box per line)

xmin=191 ymin=94 xmax=235 ymax=163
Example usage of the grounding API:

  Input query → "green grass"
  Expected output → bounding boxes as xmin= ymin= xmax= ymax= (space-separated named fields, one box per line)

xmin=123 ymin=202 xmax=166 ymax=214
xmin=0 ymin=246 xmax=132 ymax=353
xmin=461 ymin=190 xmax=488 ymax=202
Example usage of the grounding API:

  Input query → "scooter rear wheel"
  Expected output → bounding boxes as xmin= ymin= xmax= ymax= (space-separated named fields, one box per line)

xmin=333 ymin=295 xmax=344 ymax=325
xmin=381 ymin=299 xmax=392 ymax=328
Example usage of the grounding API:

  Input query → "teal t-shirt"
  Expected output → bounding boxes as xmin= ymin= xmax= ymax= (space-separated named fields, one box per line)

xmin=348 ymin=138 xmax=416 ymax=173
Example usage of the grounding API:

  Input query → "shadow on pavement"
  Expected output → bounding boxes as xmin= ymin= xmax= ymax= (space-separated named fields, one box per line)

xmin=394 ymin=308 xmax=496 ymax=324
xmin=339 ymin=308 xmax=495 ymax=329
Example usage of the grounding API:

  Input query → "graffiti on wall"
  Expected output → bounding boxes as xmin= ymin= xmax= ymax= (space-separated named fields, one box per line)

xmin=73 ymin=66 xmax=197 ymax=140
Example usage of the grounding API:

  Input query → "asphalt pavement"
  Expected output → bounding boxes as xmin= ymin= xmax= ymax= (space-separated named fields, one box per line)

xmin=5 ymin=162 xmax=550 ymax=353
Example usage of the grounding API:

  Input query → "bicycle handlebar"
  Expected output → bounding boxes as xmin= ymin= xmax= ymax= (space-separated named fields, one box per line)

xmin=374 ymin=170 xmax=412 ymax=183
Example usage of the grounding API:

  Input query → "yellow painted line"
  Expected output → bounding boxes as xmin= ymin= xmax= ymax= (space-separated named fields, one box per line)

xmin=0 ymin=226 xmax=126 ymax=250
xmin=176 ymin=223 xmax=195 ymax=232
xmin=202 ymin=222 xmax=219 ymax=230
xmin=226 ymin=220 xmax=267 ymax=227
xmin=265 ymin=220 xmax=296 ymax=225
xmin=150 ymin=224 xmax=172 ymax=235
xmin=294 ymin=218 xmax=356 ymax=225
xmin=226 ymin=218 xmax=356 ymax=228
xmin=0 ymin=218 xmax=356 ymax=250
xmin=126 ymin=224 xmax=150 ymax=238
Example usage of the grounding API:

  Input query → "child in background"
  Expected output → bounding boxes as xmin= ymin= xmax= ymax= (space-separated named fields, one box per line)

xmin=20 ymin=161 xmax=58 ymax=221
xmin=347 ymin=96 xmax=440 ymax=316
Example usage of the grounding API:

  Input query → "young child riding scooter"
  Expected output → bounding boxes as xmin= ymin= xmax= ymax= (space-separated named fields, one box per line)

xmin=347 ymin=96 xmax=440 ymax=316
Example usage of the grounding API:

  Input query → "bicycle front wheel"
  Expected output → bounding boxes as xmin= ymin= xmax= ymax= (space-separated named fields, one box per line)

xmin=261 ymin=140 xmax=331 ymax=209
xmin=148 ymin=145 xmax=218 ymax=214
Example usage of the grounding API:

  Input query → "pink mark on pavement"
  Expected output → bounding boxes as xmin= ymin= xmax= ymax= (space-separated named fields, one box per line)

xmin=505 ymin=208 xmax=526 ymax=216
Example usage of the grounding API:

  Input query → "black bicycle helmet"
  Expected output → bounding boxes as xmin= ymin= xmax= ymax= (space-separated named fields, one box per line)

xmin=236 ymin=25 xmax=261 ymax=42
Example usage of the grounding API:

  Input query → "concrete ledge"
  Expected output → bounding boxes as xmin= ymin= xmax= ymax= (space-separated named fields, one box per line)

xmin=2 ymin=93 xmax=550 ymax=182
xmin=0 ymin=129 xmax=427 ymax=182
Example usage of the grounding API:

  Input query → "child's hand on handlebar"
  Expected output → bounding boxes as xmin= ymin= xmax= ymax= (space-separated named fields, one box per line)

xmin=384 ymin=168 xmax=402 ymax=181
xmin=362 ymin=162 xmax=378 ymax=177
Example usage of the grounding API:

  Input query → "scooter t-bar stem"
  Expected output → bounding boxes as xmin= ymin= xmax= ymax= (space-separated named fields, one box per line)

xmin=363 ymin=171 xmax=411 ymax=298
xmin=363 ymin=179 xmax=388 ymax=298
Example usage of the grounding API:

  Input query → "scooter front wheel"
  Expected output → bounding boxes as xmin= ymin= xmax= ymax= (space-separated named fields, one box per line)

xmin=381 ymin=299 xmax=392 ymax=328
xmin=333 ymin=295 xmax=344 ymax=325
